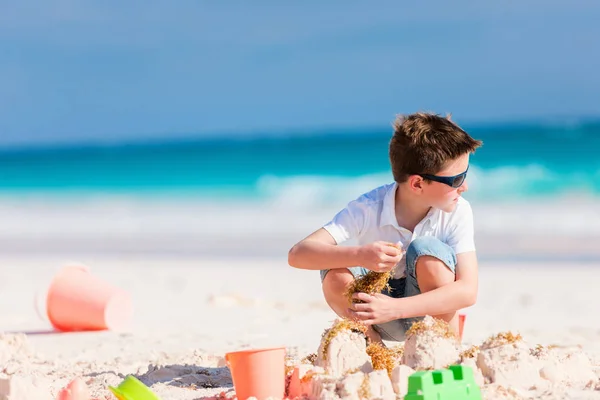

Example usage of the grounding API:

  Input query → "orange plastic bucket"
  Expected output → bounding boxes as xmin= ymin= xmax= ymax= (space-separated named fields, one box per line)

xmin=43 ymin=265 xmax=133 ymax=332
xmin=225 ymin=347 xmax=286 ymax=400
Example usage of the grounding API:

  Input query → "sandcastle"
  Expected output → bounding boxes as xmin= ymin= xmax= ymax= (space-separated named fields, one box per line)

xmin=285 ymin=316 xmax=600 ymax=400
xmin=3 ymin=318 xmax=600 ymax=400
xmin=285 ymin=263 xmax=600 ymax=399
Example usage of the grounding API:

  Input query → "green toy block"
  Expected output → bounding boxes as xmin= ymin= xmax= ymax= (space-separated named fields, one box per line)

xmin=448 ymin=365 xmax=481 ymax=400
xmin=404 ymin=365 xmax=481 ymax=400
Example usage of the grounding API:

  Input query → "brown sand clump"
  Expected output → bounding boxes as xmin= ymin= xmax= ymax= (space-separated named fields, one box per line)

xmin=480 ymin=331 xmax=523 ymax=350
xmin=344 ymin=271 xmax=392 ymax=304
xmin=284 ymin=364 xmax=295 ymax=377
xmin=359 ymin=374 xmax=371 ymax=400
xmin=390 ymin=344 xmax=404 ymax=360
xmin=343 ymin=242 xmax=401 ymax=303
xmin=299 ymin=369 xmax=318 ymax=384
xmin=320 ymin=318 xmax=368 ymax=361
xmin=405 ymin=317 xmax=455 ymax=340
xmin=285 ymin=351 xmax=301 ymax=377
xmin=460 ymin=345 xmax=481 ymax=360
xmin=301 ymin=353 xmax=317 ymax=365
xmin=530 ymin=344 xmax=547 ymax=358
xmin=529 ymin=343 xmax=562 ymax=358
xmin=366 ymin=342 xmax=400 ymax=378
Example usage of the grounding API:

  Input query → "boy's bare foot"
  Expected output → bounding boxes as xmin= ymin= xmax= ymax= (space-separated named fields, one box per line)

xmin=366 ymin=326 xmax=384 ymax=345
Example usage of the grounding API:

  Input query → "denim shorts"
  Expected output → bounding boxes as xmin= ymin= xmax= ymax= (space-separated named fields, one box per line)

xmin=320 ymin=236 xmax=457 ymax=342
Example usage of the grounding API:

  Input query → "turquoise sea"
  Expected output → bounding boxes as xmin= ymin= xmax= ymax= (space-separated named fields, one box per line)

xmin=1 ymin=119 xmax=599 ymax=257
xmin=1 ymin=119 xmax=599 ymax=202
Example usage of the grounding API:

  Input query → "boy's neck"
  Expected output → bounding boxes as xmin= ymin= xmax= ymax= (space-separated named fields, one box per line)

xmin=394 ymin=183 xmax=432 ymax=232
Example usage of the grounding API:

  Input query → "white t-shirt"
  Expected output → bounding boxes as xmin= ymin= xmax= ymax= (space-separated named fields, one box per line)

xmin=323 ymin=182 xmax=476 ymax=278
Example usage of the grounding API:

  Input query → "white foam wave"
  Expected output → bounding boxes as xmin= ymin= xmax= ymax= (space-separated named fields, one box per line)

xmin=0 ymin=190 xmax=598 ymax=255
xmin=0 ymin=163 xmax=598 ymax=255
xmin=256 ymin=172 xmax=393 ymax=209
xmin=255 ymin=163 xmax=600 ymax=206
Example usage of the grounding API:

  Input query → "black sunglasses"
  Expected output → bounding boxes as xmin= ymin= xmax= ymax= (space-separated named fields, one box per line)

xmin=419 ymin=166 xmax=469 ymax=188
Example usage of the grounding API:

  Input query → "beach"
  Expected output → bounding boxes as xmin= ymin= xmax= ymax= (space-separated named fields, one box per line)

xmin=1 ymin=123 xmax=600 ymax=399
xmin=2 ymin=1 xmax=600 ymax=396
xmin=1 ymin=254 xmax=599 ymax=399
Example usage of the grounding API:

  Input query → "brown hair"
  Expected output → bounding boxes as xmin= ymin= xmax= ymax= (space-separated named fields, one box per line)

xmin=389 ymin=112 xmax=482 ymax=182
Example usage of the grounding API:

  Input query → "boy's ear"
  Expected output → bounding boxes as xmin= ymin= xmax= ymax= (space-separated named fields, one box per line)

xmin=408 ymin=175 xmax=424 ymax=191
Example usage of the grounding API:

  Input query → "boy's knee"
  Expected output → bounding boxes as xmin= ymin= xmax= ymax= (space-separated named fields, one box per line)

xmin=405 ymin=236 xmax=457 ymax=279
xmin=321 ymin=269 xmax=356 ymax=317
xmin=415 ymin=256 xmax=454 ymax=286
xmin=321 ymin=268 xmax=354 ymax=293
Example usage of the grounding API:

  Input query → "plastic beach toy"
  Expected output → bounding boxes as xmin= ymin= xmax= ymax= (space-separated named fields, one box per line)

xmin=404 ymin=365 xmax=481 ymax=400
xmin=109 ymin=376 xmax=160 ymax=400
xmin=458 ymin=313 xmax=466 ymax=342
xmin=225 ymin=346 xmax=286 ymax=400
xmin=38 ymin=264 xmax=133 ymax=332
xmin=57 ymin=377 xmax=91 ymax=400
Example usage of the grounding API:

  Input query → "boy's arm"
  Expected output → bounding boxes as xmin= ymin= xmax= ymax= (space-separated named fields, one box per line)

xmin=288 ymin=193 xmax=402 ymax=272
xmin=287 ymin=228 xmax=362 ymax=271
xmin=392 ymin=251 xmax=478 ymax=319
xmin=289 ymin=196 xmax=366 ymax=271
xmin=289 ymin=228 xmax=404 ymax=272
xmin=392 ymin=200 xmax=478 ymax=318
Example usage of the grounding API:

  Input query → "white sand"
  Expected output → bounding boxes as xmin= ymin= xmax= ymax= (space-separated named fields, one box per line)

xmin=1 ymin=255 xmax=600 ymax=399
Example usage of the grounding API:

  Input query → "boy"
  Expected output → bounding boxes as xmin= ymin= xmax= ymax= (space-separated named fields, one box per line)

xmin=288 ymin=112 xmax=482 ymax=343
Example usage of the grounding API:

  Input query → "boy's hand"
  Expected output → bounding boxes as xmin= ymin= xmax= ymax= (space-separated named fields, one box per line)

xmin=348 ymin=292 xmax=400 ymax=325
xmin=357 ymin=241 xmax=403 ymax=272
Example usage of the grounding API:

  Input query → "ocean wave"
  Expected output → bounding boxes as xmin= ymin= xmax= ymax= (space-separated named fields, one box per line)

xmin=255 ymin=172 xmax=393 ymax=209
xmin=255 ymin=163 xmax=600 ymax=207
xmin=0 ymin=162 xmax=598 ymax=252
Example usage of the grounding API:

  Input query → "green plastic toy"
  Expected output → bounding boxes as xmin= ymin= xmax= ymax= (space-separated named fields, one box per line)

xmin=109 ymin=375 xmax=161 ymax=400
xmin=404 ymin=365 xmax=481 ymax=400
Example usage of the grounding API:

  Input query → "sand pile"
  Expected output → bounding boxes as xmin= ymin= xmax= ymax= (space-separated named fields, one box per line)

xmin=1 ymin=333 xmax=53 ymax=400
xmin=401 ymin=316 xmax=460 ymax=370
xmin=2 ymin=316 xmax=600 ymax=400
xmin=0 ymin=333 xmax=232 ymax=399
xmin=315 ymin=319 xmax=373 ymax=378
xmin=286 ymin=316 xmax=600 ymax=400
xmin=473 ymin=333 xmax=600 ymax=399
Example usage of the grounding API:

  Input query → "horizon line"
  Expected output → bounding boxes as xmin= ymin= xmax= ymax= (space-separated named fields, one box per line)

xmin=1 ymin=114 xmax=599 ymax=154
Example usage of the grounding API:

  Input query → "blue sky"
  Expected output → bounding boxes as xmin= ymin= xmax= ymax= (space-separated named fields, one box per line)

xmin=1 ymin=1 xmax=599 ymax=146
